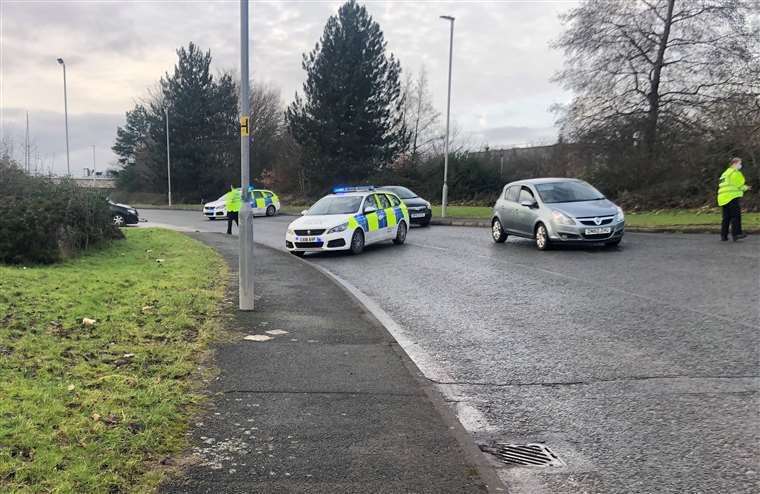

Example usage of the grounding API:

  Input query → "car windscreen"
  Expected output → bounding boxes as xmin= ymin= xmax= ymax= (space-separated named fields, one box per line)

xmin=380 ymin=186 xmax=417 ymax=199
xmin=534 ymin=181 xmax=605 ymax=203
xmin=307 ymin=196 xmax=363 ymax=215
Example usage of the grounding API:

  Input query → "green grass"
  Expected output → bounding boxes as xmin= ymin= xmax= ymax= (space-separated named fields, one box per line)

xmin=0 ymin=229 xmax=226 ymax=493
xmin=625 ymin=210 xmax=760 ymax=229
xmin=132 ymin=204 xmax=201 ymax=211
xmin=431 ymin=206 xmax=492 ymax=219
xmin=430 ymin=205 xmax=760 ymax=230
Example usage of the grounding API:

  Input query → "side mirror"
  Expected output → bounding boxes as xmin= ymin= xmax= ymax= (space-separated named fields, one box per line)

xmin=520 ymin=200 xmax=538 ymax=209
xmin=300 ymin=209 xmax=308 ymax=216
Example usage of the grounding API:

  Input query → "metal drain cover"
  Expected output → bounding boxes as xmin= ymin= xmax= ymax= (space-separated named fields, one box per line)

xmin=481 ymin=443 xmax=564 ymax=467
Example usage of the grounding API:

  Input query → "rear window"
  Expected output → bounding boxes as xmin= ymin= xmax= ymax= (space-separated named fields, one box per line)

xmin=505 ymin=186 xmax=519 ymax=202
xmin=376 ymin=194 xmax=391 ymax=209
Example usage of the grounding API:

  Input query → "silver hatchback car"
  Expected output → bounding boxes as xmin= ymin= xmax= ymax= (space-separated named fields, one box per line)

xmin=491 ymin=178 xmax=625 ymax=250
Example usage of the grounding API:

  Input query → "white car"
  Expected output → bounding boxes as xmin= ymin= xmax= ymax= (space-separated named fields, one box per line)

xmin=203 ymin=189 xmax=281 ymax=220
xmin=285 ymin=187 xmax=410 ymax=257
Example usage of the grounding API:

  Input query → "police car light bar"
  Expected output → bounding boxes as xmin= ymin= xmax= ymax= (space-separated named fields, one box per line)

xmin=333 ymin=185 xmax=375 ymax=193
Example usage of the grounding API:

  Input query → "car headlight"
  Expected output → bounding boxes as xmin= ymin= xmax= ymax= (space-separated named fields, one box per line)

xmin=287 ymin=228 xmax=295 ymax=235
xmin=326 ymin=222 xmax=348 ymax=234
xmin=425 ymin=201 xmax=431 ymax=209
xmin=615 ymin=207 xmax=624 ymax=222
xmin=128 ymin=209 xmax=137 ymax=215
xmin=551 ymin=210 xmax=575 ymax=226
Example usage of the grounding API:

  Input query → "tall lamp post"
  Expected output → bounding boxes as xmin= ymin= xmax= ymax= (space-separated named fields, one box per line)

xmin=439 ymin=16 xmax=455 ymax=218
xmin=239 ymin=0 xmax=255 ymax=310
xmin=164 ymin=107 xmax=172 ymax=206
xmin=56 ymin=58 xmax=71 ymax=176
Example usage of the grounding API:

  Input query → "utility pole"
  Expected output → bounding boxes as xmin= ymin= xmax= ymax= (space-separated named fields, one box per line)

xmin=165 ymin=107 xmax=172 ymax=206
xmin=91 ymin=145 xmax=96 ymax=186
xmin=239 ymin=0 xmax=254 ymax=311
xmin=25 ymin=112 xmax=30 ymax=173
xmin=440 ymin=15 xmax=455 ymax=218
xmin=57 ymin=58 xmax=71 ymax=176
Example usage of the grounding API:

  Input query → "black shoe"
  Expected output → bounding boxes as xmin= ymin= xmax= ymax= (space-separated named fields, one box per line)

xmin=733 ymin=234 xmax=747 ymax=241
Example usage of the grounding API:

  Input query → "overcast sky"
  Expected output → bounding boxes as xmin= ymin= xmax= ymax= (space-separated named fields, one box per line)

xmin=1 ymin=0 xmax=577 ymax=177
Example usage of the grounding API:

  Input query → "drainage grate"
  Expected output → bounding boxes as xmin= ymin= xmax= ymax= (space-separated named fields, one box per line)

xmin=481 ymin=443 xmax=564 ymax=467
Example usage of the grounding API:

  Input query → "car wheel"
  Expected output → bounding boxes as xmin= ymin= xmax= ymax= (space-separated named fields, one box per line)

xmin=605 ymin=238 xmax=622 ymax=248
xmin=491 ymin=218 xmax=507 ymax=243
xmin=291 ymin=251 xmax=305 ymax=258
xmin=112 ymin=214 xmax=126 ymax=227
xmin=350 ymin=229 xmax=365 ymax=255
xmin=266 ymin=205 xmax=276 ymax=217
xmin=393 ymin=221 xmax=407 ymax=245
xmin=535 ymin=223 xmax=551 ymax=250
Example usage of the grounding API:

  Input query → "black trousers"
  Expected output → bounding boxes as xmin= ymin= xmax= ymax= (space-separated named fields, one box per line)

xmin=721 ymin=198 xmax=742 ymax=239
xmin=226 ymin=211 xmax=239 ymax=234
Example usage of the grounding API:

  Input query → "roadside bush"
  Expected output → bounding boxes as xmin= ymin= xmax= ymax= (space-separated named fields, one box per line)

xmin=0 ymin=162 xmax=119 ymax=264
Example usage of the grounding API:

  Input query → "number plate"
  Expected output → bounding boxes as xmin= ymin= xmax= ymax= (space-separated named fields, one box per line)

xmin=585 ymin=227 xmax=611 ymax=235
xmin=411 ymin=213 xmax=425 ymax=218
xmin=296 ymin=236 xmax=319 ymax=242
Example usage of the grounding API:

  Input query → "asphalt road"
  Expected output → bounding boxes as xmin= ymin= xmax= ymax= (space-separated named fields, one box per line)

xmin=141 ymin=209 xmax=760 ymax=494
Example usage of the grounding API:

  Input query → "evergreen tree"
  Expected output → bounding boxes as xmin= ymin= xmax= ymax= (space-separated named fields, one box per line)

xmin=112 ymin=43 xmax=240 ymax=201
xmin=286 ymin=0 xmax=408 ymax=192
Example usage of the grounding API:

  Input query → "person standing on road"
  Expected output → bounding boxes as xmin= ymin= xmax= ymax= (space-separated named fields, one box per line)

xmin=224 ymin=185 xmax=241 ymax=235
xmin=718 ymin=157 xmax=751 ymax=242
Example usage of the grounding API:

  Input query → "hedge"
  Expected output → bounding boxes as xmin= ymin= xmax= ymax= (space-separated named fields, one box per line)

xmin=0 ymin=162 xmax=120 ymax=264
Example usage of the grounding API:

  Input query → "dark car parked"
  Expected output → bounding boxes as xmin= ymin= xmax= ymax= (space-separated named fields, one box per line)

xmin=109 ymin=201 xmax=139 ymax=226
xmin=378 ymin=186 xmax=432 ymax=226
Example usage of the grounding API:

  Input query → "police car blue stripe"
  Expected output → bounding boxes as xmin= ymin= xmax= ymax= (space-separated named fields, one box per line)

xmin=355 ymin=214 xmax=369 ymax=231
xmin=394 ymin=207 xmax=404 ymax=223
xmin=377 ymin=209 xmax=387 ymax=229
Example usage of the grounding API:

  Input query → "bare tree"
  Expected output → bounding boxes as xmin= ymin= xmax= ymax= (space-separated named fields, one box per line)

xmin=553 ymin=0 xmax=759 ymax=159
xmin=402 ymin=66 xmax=440 ymax=161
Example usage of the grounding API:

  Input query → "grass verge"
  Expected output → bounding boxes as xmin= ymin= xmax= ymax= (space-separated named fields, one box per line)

xmin=430 ymin=206 xmax=760 ymax=230
xmin=0 ymin=228 xmax=226 ymax=493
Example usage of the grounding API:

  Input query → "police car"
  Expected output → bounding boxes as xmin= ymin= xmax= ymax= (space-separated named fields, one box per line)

xmin=285 ymin=186 xmax=410 ymax=257
xmin=203 ymin=188 xmax=281 ymax=219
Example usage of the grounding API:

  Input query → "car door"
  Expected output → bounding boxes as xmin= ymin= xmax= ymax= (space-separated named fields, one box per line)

xmin=500 ymin=185 xmax=520 ymax=232
xmin=374 ymin=193 xmax=394 ymax=240
xmin=251 ymin=191 xmax=265 ymax=216
xmin=515 ymin=186 xmax=539 ymax=235
xmin=362 ymin=194 xmax=380 ymax=244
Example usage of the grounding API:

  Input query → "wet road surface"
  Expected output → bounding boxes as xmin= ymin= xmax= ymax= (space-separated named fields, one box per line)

xmin=141 ymin=210 xmax=760 ymax=494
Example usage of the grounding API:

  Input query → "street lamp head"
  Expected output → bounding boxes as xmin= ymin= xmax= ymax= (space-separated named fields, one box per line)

xmin=57 ymin=58 xmax=64 ymax=65
xmin=440 ymin=15 xmax=455 ymax=21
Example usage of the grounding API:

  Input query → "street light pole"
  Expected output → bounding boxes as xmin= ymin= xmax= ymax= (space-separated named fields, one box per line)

xmin=57 ymin=58 xmax=71 ymax=176
xmin=164 ymin=107 xmax=172 ymax=206
xmin=91 ymin=145 xmax=96 ymax=186
xmin=239 ymin=0 xmax=255 ymax=311
xmin=440 ymin=16 xmax=455 ymax=218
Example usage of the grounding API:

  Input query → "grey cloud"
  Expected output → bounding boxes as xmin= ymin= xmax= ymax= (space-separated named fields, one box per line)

xmin=2 ymin=0 xmax=576 ymax=176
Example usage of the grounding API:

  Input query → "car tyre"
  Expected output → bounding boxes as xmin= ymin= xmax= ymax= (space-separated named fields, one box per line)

xmin=393 ymin=221 xmax=407 ymax=245
xmin=112 ymin=214 xmax=126 ymax=227
xmin=492 ymin=218 xmax=507 ymax=243
xmin=266 ymin=205 xmax=276 ymax=217
xmin=291 ymin=251 xmax=305 ymax=258
xmin=605 ymin=238 xmax=622 ymax=248
xmin=350 ymin=229 xmax=365 ymax=255
xmin=535 ymin=223 xmax=551 ymax=250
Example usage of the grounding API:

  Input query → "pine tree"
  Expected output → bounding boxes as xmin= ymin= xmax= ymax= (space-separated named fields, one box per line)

xmin=286 ymin=0 xmax=408 ymax=192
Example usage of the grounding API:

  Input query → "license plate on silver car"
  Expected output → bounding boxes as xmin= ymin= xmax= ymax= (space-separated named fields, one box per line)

xmin=585 ymin=227 xmax=611 ymax=235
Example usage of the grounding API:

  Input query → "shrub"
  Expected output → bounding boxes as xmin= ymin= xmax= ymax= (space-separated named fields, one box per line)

xmin=0 ymin=162 xmax=119 ymax=264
